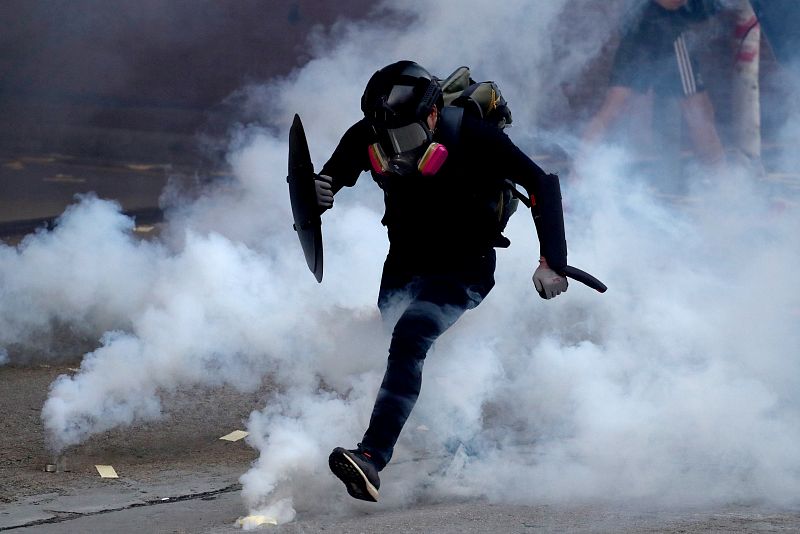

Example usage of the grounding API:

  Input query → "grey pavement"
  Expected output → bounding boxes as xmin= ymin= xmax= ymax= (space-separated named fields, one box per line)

xmin=3 ymin=456 xmax=799 ymax=534
xmin=0 ymin=470 xmax=242 ymax=532
xmin=5 ymin=490 xmax=800 ymax=533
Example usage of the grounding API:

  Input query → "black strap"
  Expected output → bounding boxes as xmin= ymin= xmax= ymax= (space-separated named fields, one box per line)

xmin=437 ymin=106 xmax=464 ymax=151
xmin=506 ymin=180 xmax=532 ymax=208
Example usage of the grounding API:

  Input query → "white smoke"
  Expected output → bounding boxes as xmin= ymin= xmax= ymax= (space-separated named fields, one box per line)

xmin=0 ymin=0 xmax=797 ymax=525
xmin=233 ymin=0 xmax=800 ymax=520
xmin=0 ymin=195 xmax=162 ymax=352
xmin=240 ymin=147 xmax=800 ymax=519
xmin=34 ymin=173 xmax=389 ymax=449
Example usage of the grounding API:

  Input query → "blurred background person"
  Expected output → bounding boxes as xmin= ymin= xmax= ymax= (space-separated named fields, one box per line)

xmin=580 ymin=0 xmax=726 ymax=171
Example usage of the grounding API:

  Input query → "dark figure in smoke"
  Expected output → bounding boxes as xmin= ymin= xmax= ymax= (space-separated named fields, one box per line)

xmin=316 ymin=61 xmax=569 ymax=501
xmin=582 ymin=0 xmax=726 ymax=167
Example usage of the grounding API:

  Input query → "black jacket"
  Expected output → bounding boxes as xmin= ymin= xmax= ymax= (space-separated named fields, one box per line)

xmin=320 ymin=113 xmax=550 ymax=267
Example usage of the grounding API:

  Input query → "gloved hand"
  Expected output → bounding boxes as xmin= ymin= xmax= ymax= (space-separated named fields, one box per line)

xmin=315 ymin=174 xmax=334 ymax=210
xmin=532 ymin=256 xmax=568 ymax=299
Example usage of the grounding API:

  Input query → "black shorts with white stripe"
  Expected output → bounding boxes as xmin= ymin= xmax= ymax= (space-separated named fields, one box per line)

xmin=610 ymin=30 xmax=705 ymax=98
xmin=672 ymin=34 xmax=703 ymax=96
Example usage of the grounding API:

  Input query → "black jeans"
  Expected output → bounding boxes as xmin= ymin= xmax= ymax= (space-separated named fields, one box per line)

xmin=359 ymin=250 xmax=496 ymax=470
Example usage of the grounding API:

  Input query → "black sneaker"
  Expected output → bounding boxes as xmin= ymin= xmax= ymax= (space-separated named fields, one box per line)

xmin=328 ymin=447 xmax=380 ymax=502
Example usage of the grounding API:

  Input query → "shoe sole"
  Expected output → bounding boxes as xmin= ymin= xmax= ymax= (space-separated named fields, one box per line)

xmin=328 ymin=450 xmax=379 ymax=502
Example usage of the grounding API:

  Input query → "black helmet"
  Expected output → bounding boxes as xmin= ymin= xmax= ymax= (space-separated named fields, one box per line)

xmin=361 ymin=60 xmax=443 ymax=128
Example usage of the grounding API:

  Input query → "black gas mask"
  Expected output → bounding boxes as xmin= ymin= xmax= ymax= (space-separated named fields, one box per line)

xmin=361 ymin=62 xmax=448 ymax=178
xmin=367 ymin=120 xmax=448 ymax=178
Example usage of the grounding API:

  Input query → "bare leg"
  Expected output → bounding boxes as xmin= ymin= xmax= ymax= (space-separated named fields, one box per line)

xmin=628 ymin=90 xmax=655 ymax=158
xmin=680 ymin=91 xmax=726 ymax=167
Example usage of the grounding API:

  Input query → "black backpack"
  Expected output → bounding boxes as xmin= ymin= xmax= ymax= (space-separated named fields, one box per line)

xmin=436 ymin=66 xmax=527 ymax=247
xmin=439 ymin=66 xmax=513 ymax=128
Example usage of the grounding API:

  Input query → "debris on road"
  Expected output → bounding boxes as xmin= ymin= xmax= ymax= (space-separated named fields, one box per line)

xmin=236 ymin=514 xmax=277 ymax=528
xmin=219 ymin=430 xmax=249 ymax=442
xmin=95 ymin=465 xmax=119 ymax=478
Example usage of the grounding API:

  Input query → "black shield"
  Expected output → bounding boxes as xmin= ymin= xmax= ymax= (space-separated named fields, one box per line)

xmin=288 ymin=114 xmax=323 ymax=282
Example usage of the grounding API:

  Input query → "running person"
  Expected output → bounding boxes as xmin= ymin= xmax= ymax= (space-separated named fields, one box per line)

xmin=315 ymin=61 xmax=570 ymax=501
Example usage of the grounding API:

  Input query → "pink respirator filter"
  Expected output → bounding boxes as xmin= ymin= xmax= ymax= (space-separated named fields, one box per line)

xmin=418 ymin=143 xmax=448 ymax=176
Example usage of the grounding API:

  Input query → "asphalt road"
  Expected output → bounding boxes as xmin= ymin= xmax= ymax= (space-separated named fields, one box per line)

xmin=7 ymin=488 xmax=800 ymax=533
xmin=2 ymin=365 xmax=800 ymax=534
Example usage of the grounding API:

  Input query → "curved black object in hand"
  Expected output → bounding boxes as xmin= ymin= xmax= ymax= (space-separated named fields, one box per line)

xmin=563 ymin=265 xmax=607 ymax=293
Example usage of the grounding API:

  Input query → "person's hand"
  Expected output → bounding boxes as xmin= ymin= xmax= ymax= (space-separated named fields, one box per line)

xmin=315 ymin=174 xmax=334 ymax=210
xmin=532 ymin=256 xmax=568 ymax=299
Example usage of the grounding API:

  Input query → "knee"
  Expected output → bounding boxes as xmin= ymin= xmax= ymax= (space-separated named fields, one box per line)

xmin=388 ymin=305 xmax=446 ymax=360
xmin=388 ymin=328 xmax=434 ymax=361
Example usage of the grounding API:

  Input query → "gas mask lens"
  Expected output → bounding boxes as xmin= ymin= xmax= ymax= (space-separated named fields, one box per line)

xmin=383 ymin=122 xmax=429 ymax=154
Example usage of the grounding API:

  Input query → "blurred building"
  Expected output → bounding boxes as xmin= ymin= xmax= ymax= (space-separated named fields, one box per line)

xmin=0 ymin=0 xmax=371 ymax=163
xmin=0 ymin=0 xmax=794 ymax=232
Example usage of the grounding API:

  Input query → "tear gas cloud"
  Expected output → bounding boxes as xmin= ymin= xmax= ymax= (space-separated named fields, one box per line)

xmin=0 ymin=0 xmax=798 ymax=524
